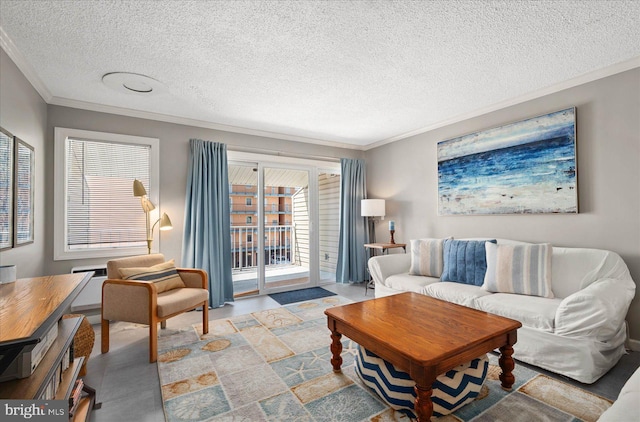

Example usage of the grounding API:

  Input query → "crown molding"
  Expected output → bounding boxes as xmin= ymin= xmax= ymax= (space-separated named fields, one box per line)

xmin=364 ymin=56 xmax=640 ymax=151
xmin=49 ymin=96 xmax=366 ymax=151
xmin=0 ymin=26 xmax=52 ymax=102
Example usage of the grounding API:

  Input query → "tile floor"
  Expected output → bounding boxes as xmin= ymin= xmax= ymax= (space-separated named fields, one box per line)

xmin=82 ymin=283 xmax=639 ymax=422
xmin=84 ymin=283 xmax=368 ymax=421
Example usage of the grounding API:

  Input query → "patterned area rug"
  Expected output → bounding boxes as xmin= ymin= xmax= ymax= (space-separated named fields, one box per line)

xmin=156 ymin=296 xmax=612 ymax=421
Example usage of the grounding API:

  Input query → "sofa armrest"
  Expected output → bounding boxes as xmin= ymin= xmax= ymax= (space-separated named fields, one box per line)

xmin=177 ymin=268 xmax=209 ymax=290
xmin=555 ymin=278 xmax=635 ymax=340
xmin=368 ymin=254 xmax=411 ymax=286
xmin=102 ymin=279 xmax=157 ymax=325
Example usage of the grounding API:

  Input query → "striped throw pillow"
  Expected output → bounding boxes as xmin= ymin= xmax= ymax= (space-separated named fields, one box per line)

xmin=482 ymin=242 xmax=554 ymax=298
xmin=409 ymin=238 xmax=446 ymax=277
xmin=119 ymin=259 xmax=186 ymax=293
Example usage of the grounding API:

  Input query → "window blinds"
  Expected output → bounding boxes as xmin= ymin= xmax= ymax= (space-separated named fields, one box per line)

xmin=66 ymin=138 xmax=151 ymax=250
xmin=0 ymin=131 xmax=12 ymax=249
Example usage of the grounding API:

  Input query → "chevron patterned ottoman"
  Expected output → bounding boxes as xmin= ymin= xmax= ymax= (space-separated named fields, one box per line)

xmin=355 ymin=345 xmax=488 ymax=418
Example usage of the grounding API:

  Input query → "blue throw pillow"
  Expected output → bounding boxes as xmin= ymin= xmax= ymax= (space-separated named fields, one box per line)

xmin=441 ymin=239 xmax=497 ymax=286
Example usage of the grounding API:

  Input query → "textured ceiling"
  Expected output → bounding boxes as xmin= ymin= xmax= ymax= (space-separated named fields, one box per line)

xmin=1 ymin=0 xmax=639 ymax=149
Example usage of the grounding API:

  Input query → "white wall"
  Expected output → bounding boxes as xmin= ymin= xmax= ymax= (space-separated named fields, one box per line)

xmin=365 ymin=68 xmax=640 ymax=341
xmin=0 ymin=49 xmax=47 ymax=278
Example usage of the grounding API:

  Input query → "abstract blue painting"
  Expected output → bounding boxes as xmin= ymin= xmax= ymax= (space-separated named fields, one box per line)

xmin=438 ymin=107 xmax=577 ymax=215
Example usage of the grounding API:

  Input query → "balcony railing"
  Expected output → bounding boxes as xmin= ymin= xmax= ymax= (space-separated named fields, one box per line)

xmin=229 ymin=204 xmax=291 ymax=213
xmin=231 ymin=224 xmax=293 ymax=272
xmin=230 ymin=204 xmax=257 ymax=213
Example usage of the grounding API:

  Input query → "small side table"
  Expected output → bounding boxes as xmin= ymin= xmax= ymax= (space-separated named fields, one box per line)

xmin=364 ymin=243 xmax=407 ymax=295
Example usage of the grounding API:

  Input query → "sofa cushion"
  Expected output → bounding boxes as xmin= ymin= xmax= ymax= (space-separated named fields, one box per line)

xmin=119 ymin=259 xmax=186 ymax=293
xmin=409 ymin=238 xmax=447 ymax=277
xmin=423 ymin=282 xmax=492 ymax=308
xmin=383 ymin=273 xmax=439 ymax=293
xmin=482 ymin=242 xmax=554 ymax=298
xmin=475 ymin=293 xmax=562 ymax=332
xmin=441 ymin=239 xmax=496 ymax=286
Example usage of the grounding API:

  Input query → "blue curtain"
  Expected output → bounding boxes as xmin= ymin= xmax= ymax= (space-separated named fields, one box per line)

xmin=336 ymin=158 xmax=369 ymax=283
xmin=182 ymin=139 xmax=234 ymax=307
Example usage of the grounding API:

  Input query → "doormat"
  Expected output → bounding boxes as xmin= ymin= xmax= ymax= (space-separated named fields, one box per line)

xmin=268 ymin=287 xmax=337 ymax=305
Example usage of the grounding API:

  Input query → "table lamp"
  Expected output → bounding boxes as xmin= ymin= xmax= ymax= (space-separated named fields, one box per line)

xmin=361 ymin=199 xmax=385 ymax=243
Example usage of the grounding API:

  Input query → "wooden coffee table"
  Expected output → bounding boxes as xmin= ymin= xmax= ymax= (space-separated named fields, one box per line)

xmin=325 ymin=292 xmax=522 ymax=422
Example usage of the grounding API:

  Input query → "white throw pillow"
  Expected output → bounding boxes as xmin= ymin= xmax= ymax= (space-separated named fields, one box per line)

xmin=409 ymin=238 xmax=448 ymax=277
xmin=482 ymin=242 xmax=554 ymax=298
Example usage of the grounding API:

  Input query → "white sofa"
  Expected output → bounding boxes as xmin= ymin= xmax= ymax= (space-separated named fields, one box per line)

xmin=368 ymin=238 xmax=636 ymax=383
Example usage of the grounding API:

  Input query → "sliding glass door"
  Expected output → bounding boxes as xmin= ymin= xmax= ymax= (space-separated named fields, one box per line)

xmin=229 ymin=158 xmax=340 ymax=297
xmin=263 ymin=167 xmax=311 ymax=292
xmin=229 ymin=163 xmax=260 ymax=297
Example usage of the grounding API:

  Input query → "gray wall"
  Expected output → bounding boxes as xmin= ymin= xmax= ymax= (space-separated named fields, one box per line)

xmin=365 ymin=68 xmax=640 ymax=341
xmin=0 ymin=49 xmax=47 ymax=277
xmin=45 ymin=106 xmax=362 ymax=277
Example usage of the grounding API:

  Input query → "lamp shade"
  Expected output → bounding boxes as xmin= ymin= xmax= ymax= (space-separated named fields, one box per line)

xmin=133 ymin=179 xmax=147 ymax=197
xmin=159 ymin=213 xmax=173 ymax=231
xmin=140 ymin=196 xmax=156 ymax=213
xmin=361 ymin=199 xmax=385 ymax=217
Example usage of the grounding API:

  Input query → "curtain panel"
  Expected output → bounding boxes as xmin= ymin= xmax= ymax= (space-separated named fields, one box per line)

xmin=336 ymin=158 xmax=369 ymax=283
xmin=182 ymin=139 xmax=234 ymax=307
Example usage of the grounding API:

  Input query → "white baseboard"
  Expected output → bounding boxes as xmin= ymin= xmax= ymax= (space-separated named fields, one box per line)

xmin=627 ymin=338 xmax=640 ymax=352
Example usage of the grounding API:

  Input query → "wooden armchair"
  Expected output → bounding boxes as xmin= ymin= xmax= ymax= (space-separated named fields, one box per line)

xmin=101 ymin=254 xmax=209 ymax=363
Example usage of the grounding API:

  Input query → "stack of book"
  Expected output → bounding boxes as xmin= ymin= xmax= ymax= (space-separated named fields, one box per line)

xmin=68 ymin=379 xmax=84 ymax=416
xmin=40 ymin=346 xmax=72 ymax=400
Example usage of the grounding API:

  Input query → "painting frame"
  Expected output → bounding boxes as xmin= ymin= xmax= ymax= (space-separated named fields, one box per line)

xmin=438 ymin=107 xmax=577 ymax=215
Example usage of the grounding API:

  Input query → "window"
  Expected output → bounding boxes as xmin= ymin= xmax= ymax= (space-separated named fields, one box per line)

xmin=246 ymin=197 xmax=252 ymax=206
xmin=54 ymin=128 xmax=159 ymax=260
xmin=246 ymin=234 xmax=253 ymax=242
xmin=14 ymin=138 xmax=34 ymax=246
xmin=246 ymin=216 xmax=252 ymax=224
xmin=0 ymin=127 xmax=13 ymax=250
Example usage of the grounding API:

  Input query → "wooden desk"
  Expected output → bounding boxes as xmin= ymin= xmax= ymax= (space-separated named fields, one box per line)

xmin=0 ymin=273 xmax=91 ymax=347
xmin=325 ymin=292 xmax=522 ymax=421
xmin=0 ymin=272 xmax=100 ymax=420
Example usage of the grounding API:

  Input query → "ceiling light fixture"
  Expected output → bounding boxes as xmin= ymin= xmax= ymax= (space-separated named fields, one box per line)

xmin=102 ymin=72 xmax=165 ymax=95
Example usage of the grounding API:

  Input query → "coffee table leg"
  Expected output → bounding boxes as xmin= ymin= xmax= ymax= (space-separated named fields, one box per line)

xmin=499 ymin=344 xmax=516 ymax=390
xmin=414 ymin=383 xmax=433 ymax=422
xmin=330 ymin=331 xmax=343 ymax=373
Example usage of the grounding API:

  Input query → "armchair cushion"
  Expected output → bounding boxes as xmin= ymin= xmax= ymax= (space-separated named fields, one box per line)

xmin=119 ymin=259 xmax=186 ymax=293
xmin=157 ymin=288 xmax=209 ymax=318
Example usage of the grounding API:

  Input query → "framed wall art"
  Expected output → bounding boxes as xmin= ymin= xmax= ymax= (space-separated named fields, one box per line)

xmin=438 ymin=107 xmax=577 ymax=215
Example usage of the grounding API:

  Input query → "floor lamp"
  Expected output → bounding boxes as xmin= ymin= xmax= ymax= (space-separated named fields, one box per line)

xmin=133 ymin=179 xmax=173 ymax=254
